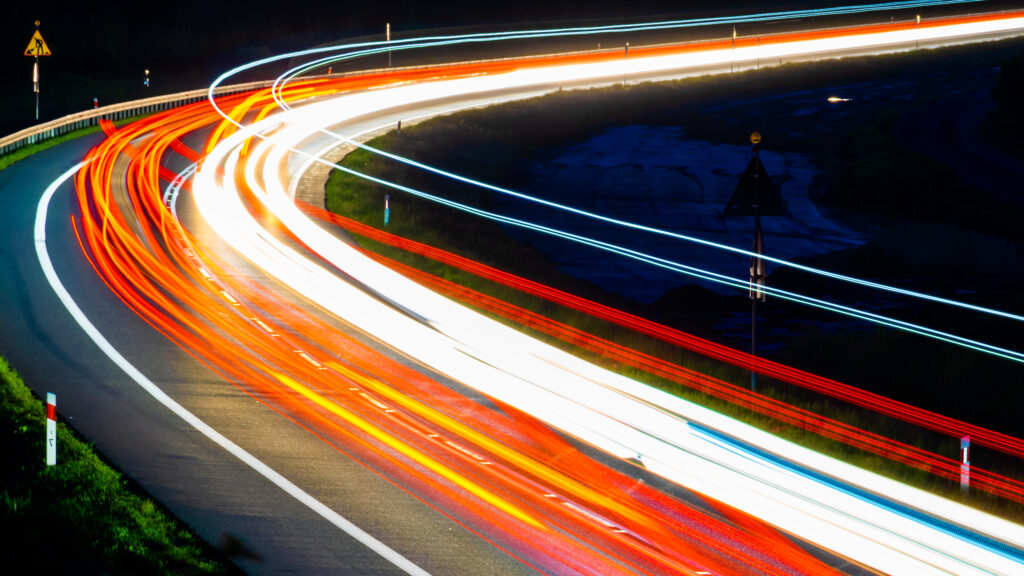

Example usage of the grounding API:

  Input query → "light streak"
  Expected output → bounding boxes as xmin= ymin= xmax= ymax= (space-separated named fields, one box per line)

xmin=313 ymin=207 xmax=1024 ymax=505
xmin=273 ymin=11 xmax=1024 ymax=328
xmin=189 ymin=19 xmax=1024 ymax=572
xmin=36 ymin=161 xmax=433 ymax=576
xmin=70 ymin=94 xmax=839 ymax=575
xmin=267 ymin=0 xmax=987 ymax=92
xmin=217 ymin=9 xmax=1024 ymax=363
xmin=50 ymin=6 xmax=1024 ymax=573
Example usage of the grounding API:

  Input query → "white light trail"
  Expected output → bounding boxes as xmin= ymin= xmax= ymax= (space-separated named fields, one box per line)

xmin=191 ymin=12 xmax=1024 ymax=573
xmin=276 ymin=13 xmax=1024 ymax=329
xmin=261 ymin=13 xmax=1024 ymax=363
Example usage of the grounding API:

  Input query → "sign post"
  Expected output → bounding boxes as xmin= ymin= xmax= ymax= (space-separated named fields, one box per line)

xmin=24 ymin=20 xmax=52 ymax=122
xmin=724 ymin=132 xmax=785 ymax=391
xmin=46 ymin=393 xmax=57 ymax=466
xmin=749 ymin=132 xmax=764 ymax=392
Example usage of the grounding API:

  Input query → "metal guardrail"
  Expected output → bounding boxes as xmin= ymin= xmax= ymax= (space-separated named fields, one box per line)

xmin=0 ymin=80 xmax=274 ymax=157
xmin=0 ymin=45 xmax=597 ymax=158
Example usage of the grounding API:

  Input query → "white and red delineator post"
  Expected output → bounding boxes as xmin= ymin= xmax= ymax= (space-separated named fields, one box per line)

xmin=46 ymin=392 xmax=56 ymax=466
xmin=960 ymin=435 xmax=970 ymax=495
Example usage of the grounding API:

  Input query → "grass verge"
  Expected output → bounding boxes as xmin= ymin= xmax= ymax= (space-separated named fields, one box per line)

xmin=0 ymin=356 xmax=236 ymax=574
xmin=1 ymin=116 xmax=238 ymax=574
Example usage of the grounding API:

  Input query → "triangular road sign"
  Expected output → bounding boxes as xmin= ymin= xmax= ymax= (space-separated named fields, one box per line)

xmin=25 ymin=30 xmax=52 ymax=57
xmin=724 ymin=155 xmax=785 ymax=217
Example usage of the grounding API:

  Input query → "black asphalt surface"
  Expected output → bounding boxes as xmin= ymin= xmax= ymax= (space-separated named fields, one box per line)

xmin=0 ymin=134 xmax=538 ymax=575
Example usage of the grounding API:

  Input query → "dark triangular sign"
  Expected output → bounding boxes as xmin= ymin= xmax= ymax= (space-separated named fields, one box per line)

xmin=724 ymin=155 xmax=785 ymax=217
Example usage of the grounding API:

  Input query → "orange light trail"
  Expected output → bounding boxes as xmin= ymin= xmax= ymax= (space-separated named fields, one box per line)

xmin=63 ymin=8 xmax=1024 ymax=573
xmin=70 ymin=83 xmax=842 ymax=575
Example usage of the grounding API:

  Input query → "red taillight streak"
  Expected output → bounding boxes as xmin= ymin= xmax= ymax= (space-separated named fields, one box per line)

xmin=303 ymin=204 xmax=1024 ymax=461
xmin=69 ymin=97 xmax=843 ymax=575
xmin=360 ymin=246 xmax=1024 ymax=504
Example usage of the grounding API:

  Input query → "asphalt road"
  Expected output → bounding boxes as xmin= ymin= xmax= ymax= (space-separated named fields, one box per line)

xmin=0 ymin=86 xmax=873 ymax=576
xmin=1 ymin=133 xmax=542 ymax=575
xmin=4 ymin=13 xmax=1024 ymax=575
xmin=7 ymin=120 xmax=868 ymax=576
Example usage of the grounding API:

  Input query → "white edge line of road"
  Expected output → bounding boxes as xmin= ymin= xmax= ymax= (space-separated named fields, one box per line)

xmin=33 ymin=160 xmax=432 ymax=576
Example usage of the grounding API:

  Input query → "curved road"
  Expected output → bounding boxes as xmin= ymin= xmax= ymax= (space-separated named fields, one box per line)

xmin=4 ymin=9 xmax=1024 ymax=575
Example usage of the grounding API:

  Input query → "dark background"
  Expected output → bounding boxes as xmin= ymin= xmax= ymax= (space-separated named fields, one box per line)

xmin=0 ymin=0 xmax=968 ymax=137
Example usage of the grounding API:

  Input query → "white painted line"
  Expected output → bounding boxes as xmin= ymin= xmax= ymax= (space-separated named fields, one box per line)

xmin=35 ymin=161 xmax=431 ymax=576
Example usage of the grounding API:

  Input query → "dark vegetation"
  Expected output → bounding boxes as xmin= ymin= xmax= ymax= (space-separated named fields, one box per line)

xmin=0 ymin=357 xmax=238 ymax=575
xmin=993 ymin=49 xmax=1024 ymax=127
xmin=326 ymin=37 xmax=1024 ymax=518
xmin=0 ymin=113 xmax=235 ymax=574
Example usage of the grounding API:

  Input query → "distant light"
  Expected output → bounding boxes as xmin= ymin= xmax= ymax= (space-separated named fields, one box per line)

xmin=827 ymin=96 xmax=852 ymax=102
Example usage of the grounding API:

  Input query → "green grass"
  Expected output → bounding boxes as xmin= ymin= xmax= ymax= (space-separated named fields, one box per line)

xmin=0 ymin=357 xmax=237 ymax=575
xmin=1 ymin=116 xmax=238 ymax=574
xmin=324 ymin=43 xmax=1024 ymax=522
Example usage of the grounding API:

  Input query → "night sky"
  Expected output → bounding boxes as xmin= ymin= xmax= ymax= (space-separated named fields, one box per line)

xmin=0 ymin=1 xmax=879 ymax=135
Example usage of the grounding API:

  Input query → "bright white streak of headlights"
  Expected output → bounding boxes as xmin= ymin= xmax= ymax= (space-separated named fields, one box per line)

xmin=198 ymin=105 xmax=1024 ymax=576
xmin=276 ymin=14 xmax=1024 ymax=330
xmin=269 ymin=16 xmax=1024 ymax=362
xmin=194 ymin=15 xmax=1024 ymax=575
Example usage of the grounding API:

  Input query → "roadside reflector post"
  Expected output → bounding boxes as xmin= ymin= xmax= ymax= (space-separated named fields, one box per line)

xmin=46 ymin=392 xmax=56 ymax=466
xmin=960 ymin=435 xmax=970 ymax=495
xmin=384 ymin=194 xmax=390 ymax=226
xmin=731 ymin=26 xmax=737 ymax=73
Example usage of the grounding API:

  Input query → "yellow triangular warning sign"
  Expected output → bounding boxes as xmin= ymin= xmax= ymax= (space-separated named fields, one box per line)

xmin=24 ymin=30 xmax=51 ymax=57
